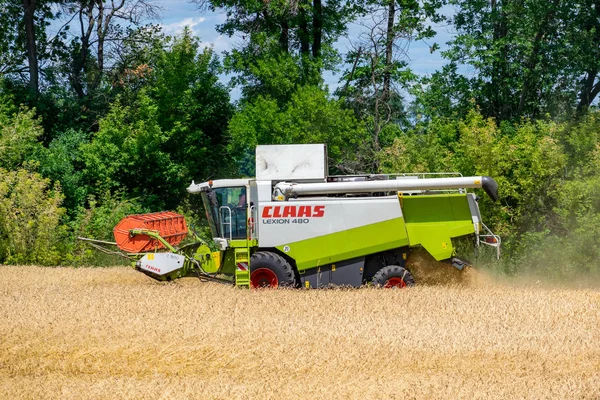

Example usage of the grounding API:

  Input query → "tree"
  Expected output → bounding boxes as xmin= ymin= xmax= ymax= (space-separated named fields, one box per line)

xmin=435 ymin=0 xmax=600 ymax=121
xmin=0 ymin=167 xmax=66 ymax=265
xmin=0 ymin=1 xmax=163 ymax=137
xmin=196 ymin=0 xmax=357 ymax=59
xmin=409 ymin=62 xmax=474 ymax=121
xmin=36 ymin=128 xmax=88 ymax=212
xmin=194 ymin=0 xmax=365 ymax=102
xmin=0 ymin=0 xmax=59 ymax=96
xmin=337 ymin=0 xmax=444 ymax=171
xmin=228 ymin=85 xmax=368 ymax=175
xmin=227 ymin=43 xmax=314 ymax=105
xmin=0 ymin=92 xmax=44 ymax=170
xmin=379 ymin=110 xmax=568 ymax=267
xmin=57 ymin=0 xmax=159 ymax=100
xmin=572 ymin=0 xmax=600 ymax=112
xmin=23 ymin=0 xmax=40 ymax=94
xmin=81 ymin=31 xmax=232 ymax=209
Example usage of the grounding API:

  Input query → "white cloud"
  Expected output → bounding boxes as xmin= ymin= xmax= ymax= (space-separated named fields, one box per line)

xmin=160 ymin=17 xmax=206 ymax=36
xmin=203 ymin=34 xmax=233 ymax=54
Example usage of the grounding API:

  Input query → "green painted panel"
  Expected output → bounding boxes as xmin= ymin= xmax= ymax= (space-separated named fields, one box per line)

xmin=192 ymin=244 xmax=221 ymax=273
xmin=401 ymin=194 xmax=475 ymax=260
xmin=220 ymin=248 xmax=237 ymax=275
xmin=277 ymin=218 xmax=409 ymax=272
xmin=230 ymin=239 xmax=257 ymax=248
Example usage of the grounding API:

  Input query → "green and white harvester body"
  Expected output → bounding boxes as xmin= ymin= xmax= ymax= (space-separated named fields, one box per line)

xmin=115 ymin=144 xmax=500 ymax=288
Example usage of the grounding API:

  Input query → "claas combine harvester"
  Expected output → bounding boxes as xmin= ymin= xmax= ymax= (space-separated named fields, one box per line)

xmin=81 ymin=144 xmax=501 ymax=288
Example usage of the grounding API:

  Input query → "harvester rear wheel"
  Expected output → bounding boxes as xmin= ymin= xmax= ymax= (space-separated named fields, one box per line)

xmin=250 ymin=251 xmax=296 ymax=288
xmin=372 ymin=265 xmax=415 ymax=288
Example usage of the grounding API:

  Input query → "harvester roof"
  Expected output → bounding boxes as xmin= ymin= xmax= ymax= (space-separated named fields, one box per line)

xmin=187 ymin=178 xmax=250 ymax=194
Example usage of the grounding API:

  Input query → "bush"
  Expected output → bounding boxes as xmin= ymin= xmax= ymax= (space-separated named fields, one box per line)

xmin=66 ymin=192 xmax=148 ymax=266
xmin=0 ymin=99 xmax=44 ymax=170
xmin=0 ymin=167 xmax=66 ymax=265
xmin=380 ymin=110 xmax=600 ymax=278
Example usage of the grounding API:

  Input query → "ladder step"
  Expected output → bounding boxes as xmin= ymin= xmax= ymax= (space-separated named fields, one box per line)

xmin=235 ymin=270 xmax=251 ymax=287
xmin=234 ymin=248 xmax=251 ymax=287
xmin=235 ymin=249 xmax=249 ymax=263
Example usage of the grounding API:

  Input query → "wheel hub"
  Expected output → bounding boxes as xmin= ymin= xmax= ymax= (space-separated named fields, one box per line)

xmin=251 ymin=268 xmax=279 ymax=288
xmin=384 ymin=277 xmax=407 ymax=288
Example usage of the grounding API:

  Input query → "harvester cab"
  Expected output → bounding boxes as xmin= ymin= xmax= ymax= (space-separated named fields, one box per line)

xmin=80 ymin=144 xmax=501 ymax=288
xmin=198 ymin=180 xmax=250 ymax=245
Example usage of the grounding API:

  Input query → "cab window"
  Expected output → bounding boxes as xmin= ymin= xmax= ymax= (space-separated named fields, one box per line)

xmin=202 ymin=186 xmax=247 ymax=239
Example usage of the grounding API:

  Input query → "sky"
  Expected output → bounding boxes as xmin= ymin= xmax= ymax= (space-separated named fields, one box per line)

xmin=155 ymin=1 xmax=457 ymax=99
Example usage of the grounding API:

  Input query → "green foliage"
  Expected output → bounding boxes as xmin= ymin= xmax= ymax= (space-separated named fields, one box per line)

xmin=0 ymin=98 xmax=44 ymax=170
xmin=228 ymin=85 xmax=369 ymax=174
xmin=452 ymin=112 xmax=566 ymax=240
xmin=381 ymin=109 xmax=600 ymax=277
xmin=149 ymin=29 xmax=233 ymax=181
xmin=200 ymin=0 xmax=365 ymax=105
xmin=81 ymin=93 xmax=178 ymax=208
xmin=205 ymin=0 xmax=360 ymax=60
xmin=81 ymin=30 xmax=232 ymax=209
xmin=382 ymin=111 xmax=567 ymax=237
xmin=36 ymin=129 xmax=88 ymax=212
xmin=0 ymin=0 xmax=57 ymax=84
xmin=379 ymin=119 xmax=454 ymax=173
xmin=427 ymin=0 xmax=600 ymax=121
xmin=0 ymin=167 xmax=66 ymax=265
xmin=561 ymin=111 xmax=600 ymax=176
xmin=543 ymin=112 xmax=600 ymax=275
xmin=410 ymin=63 xmax=474 ymax=120
xmin=334 ymin=0 xmax=447 ymax=170
xmin=226 ymin=43 xmax=315 ymax=105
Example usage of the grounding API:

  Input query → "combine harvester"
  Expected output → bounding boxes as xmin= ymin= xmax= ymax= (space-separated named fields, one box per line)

xmin=82 ymin=144 xmax=501 ymax=288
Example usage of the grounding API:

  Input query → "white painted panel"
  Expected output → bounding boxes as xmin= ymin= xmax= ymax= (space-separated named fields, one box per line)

xmin=258 ymin=197 xmax=402 ymax=247
xmin=256 ymin=144 xmax=327 ymax=181
xmin=138 ymin=253 xmax=185 ymax=275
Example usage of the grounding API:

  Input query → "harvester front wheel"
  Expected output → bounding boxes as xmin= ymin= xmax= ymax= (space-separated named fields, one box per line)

xmin=250 ymin=251 xmax=296 ymax=288
xmin=372 ymin=265 xmax=415 ymax=288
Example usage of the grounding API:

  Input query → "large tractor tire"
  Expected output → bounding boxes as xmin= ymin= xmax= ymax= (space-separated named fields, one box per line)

xmin=250 ymin=251 xmax=296 ymax=288
xmin=372 ymin=265 xmax=415 ymax=288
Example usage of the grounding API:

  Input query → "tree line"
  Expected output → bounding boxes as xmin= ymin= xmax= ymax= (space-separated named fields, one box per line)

xmin=0 ymin=0 xmax=598 ymax=276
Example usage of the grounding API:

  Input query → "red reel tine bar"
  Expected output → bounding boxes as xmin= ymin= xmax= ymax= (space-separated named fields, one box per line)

xmin=113 ymin=212 xmax=188 ymax=253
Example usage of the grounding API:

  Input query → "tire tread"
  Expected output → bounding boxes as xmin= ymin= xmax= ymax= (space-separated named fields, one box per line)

xmin=250 ymin=251 xmax=296 ymax=287
xmin=372 ymin=265 xmax=415 ymax=287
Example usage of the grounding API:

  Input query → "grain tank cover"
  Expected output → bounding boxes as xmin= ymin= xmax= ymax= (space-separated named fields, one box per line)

xmin=113 ymin=212 xmax=188 ymax=253
xmin=256 ymin=144 xmax=327 ymax=181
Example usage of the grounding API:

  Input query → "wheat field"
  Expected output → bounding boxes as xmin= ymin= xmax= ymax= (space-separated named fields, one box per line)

xmin=1 ymin=265 xmax=599 ymax=400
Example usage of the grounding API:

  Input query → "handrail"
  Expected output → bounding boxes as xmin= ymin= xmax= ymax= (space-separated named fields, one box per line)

xmin=479 ymin=222 xmax=501 ymax=259
xmin=219 ymin=206 xmax=233 ymax=241
xmin=249 ymin=204 xmax=257 ymax=240
xmin=328 ymin=172 xmax=464 ymax=180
